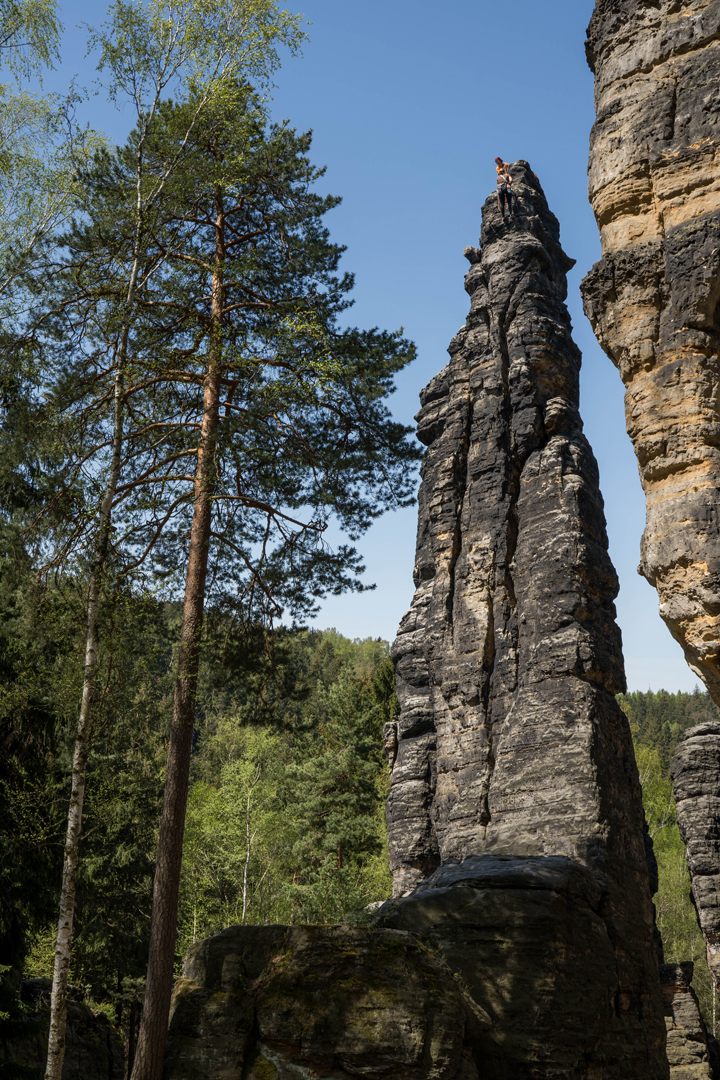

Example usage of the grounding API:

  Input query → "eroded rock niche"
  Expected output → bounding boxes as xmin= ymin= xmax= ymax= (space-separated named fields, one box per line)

xmin=581 ymin=0 xmax=720 ymax=701
xmin=164 ymin=168 xmax=668 ymax=1080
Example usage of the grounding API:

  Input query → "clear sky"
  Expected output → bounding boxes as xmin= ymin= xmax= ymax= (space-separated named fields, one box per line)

xmin=32 ymin=0 xmax=699 ymax=692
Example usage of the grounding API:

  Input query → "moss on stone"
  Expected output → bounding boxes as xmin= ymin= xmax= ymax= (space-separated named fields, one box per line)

xmin=246 ymin=1048 xmax=278 ymax=1080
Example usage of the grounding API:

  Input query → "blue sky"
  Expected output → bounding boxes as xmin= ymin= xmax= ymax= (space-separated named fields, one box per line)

xmin=34 ymin=0 xmax=698 ymax=691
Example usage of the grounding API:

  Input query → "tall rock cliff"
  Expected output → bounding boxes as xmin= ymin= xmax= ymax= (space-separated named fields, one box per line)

xmin=581 ymin=0 xmax=720 ymax=700
xmin=386 ymin=161 xmax=667 ymax=1078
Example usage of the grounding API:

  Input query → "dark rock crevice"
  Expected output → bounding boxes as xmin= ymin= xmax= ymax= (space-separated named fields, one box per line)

xmin=446 ymin=391 xmax=474 ymax=640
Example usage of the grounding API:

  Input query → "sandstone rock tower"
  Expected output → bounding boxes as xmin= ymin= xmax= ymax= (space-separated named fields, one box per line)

xmin=386 ymin=161 xmax=667 ymax=1079
xmin=582 ymin=0 xmax=720 ymax=702
xmin=671 ymin=722 xmax=720 ymax=991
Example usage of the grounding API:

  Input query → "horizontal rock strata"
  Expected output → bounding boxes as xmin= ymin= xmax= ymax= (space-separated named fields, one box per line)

xmin=660 ymin=962 xmax=715 ymax=1080
xmin=386 ymin=161 xmax=666 ymax=1077
xmin=581 ymin=0 xmax=720 ymax=699
xmin=671 ymin=722 xmax=720 ymax=989
xmin=376 ymin=855 xmax=654 ymax=1080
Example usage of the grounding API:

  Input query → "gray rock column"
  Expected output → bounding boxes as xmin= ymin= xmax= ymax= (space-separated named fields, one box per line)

xmin=671 ymin=722 xmax=720 ymax=991
xmin=659 ymin=962 xmax=715 ymax=1080
xmin=386 ymin=160 xmax=667 ymax=1079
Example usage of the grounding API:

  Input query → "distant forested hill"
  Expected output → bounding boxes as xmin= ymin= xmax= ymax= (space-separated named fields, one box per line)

xmin=620 ymin=688 xmax=719 ymax=770
xmin=619 ymin=689 xmax=720 ymax=1029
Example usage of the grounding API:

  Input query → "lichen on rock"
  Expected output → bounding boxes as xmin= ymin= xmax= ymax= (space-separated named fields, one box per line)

xmin=164 ymin=924 xmax=484 ymax=1080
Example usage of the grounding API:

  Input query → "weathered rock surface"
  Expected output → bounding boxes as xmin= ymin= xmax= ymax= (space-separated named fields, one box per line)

xmin=660 ymin=962 xmax=715 ymax=1080
xmin=386 ymin=161 xmax=667 ymax=1076
xmin=164 ymin=924 xmax=486 ymax=1080
xmin=582 ymin=0 xmax=720 ymax=700
xmin=376 ymin=854 xmax=654 ymax=1080
xmin=671 ymin=723 xmax=720 ymax=989
xmin=0 ymin=978 xmax=124 ymax=1079
xmin=164 ymin=856 xmax=671 ymax=1080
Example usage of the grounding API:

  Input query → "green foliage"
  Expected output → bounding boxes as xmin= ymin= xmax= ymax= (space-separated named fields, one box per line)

xmin=177 ymin=629 xmax=394 ymax=953
xmin=90 ymin=0 xmax=305 ymax=108
xmin=0 ymin=12 xmax=418 ymax=1066
xmin=18 ymin=85 xmax=419 ymax=622
xmin=0 ymin=565 xmax=171 ymax=1002
xmin=620 ymin=686 xmax=718 ymax=771
xmin=0 ymin=89 xmax=104 ymax=320
xmin=0 ymin=580 xmax=395 ymax=997
xmin=180 ymin=724 xmax=291 ymax=943
xmin=620 ymin=689 xmax=720 ymax=1032
xmin=0 ymin=0 xmax=59 ymax=79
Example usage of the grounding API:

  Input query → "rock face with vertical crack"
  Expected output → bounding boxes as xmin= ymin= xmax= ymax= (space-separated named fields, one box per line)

xmin=386 ymin=161 xmax=667 ymax=1078
xmin=581 ymin=0 xmax=720 ymax=700
xmin=671 ymin=721 xmax=720 ymax=991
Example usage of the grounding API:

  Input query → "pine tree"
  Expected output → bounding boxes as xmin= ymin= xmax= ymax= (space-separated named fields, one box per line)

xmin=284 ymin=667 xmax=388 ymax=923
xmin=26 ymin=84 xmax=418 ymax=1073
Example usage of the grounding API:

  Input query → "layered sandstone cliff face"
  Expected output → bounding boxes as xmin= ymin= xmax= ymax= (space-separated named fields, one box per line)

xmin=388 ymin=163 xmax=646 ymax=901
xmin=581 ymin=0 xmax=720 ymax=699
xmin=671 ymin=722 xmax=720 ymax=991
xmin=659 ymin=962 xmax=716 ymax=1080
xmin=385 ymin=162 xmax=667 ymax=1079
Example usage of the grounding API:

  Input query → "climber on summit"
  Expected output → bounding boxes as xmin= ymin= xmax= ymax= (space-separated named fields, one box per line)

xmin=495 ymin=156 xmax=515 ymax=221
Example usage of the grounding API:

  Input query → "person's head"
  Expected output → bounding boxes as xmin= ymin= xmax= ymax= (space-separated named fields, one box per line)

xmin=495 ymin=156 xmax=504 ymax=170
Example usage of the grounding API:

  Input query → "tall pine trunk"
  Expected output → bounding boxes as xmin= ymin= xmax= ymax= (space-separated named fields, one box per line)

xmin=45 ymin=244 xmax=143 ymax=1080
xmin=130 ymin=197 xmax=225 ymax=1080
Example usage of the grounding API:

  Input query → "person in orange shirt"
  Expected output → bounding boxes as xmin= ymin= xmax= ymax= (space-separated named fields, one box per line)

xmin=494 ymin=156 xmax=515 ymax=221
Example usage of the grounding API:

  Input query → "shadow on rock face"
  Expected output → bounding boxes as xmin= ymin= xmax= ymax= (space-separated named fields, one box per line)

xmin=0 ymin=978 xmax=124 ymax=1080
xmin=165 ymin=854 xmax=664 ymax=1080
xmin=165 ymin=922 xmax=486 ymax=1080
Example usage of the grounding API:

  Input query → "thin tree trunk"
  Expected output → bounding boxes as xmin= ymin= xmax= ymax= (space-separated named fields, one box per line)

xmin=130 ymin=195 xmax=225 ymax=1080
xmin=241 ymin=763 xmax=261 ymax=925
xmin=44 ymin=242 xmax=143 ymax=1080
xmin=127 ymin=997 xmax=140 ymax=1080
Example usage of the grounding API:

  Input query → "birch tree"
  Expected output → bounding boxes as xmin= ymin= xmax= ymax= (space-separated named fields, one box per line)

xmin=0 ymin=0 xmax=59 ymax=78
